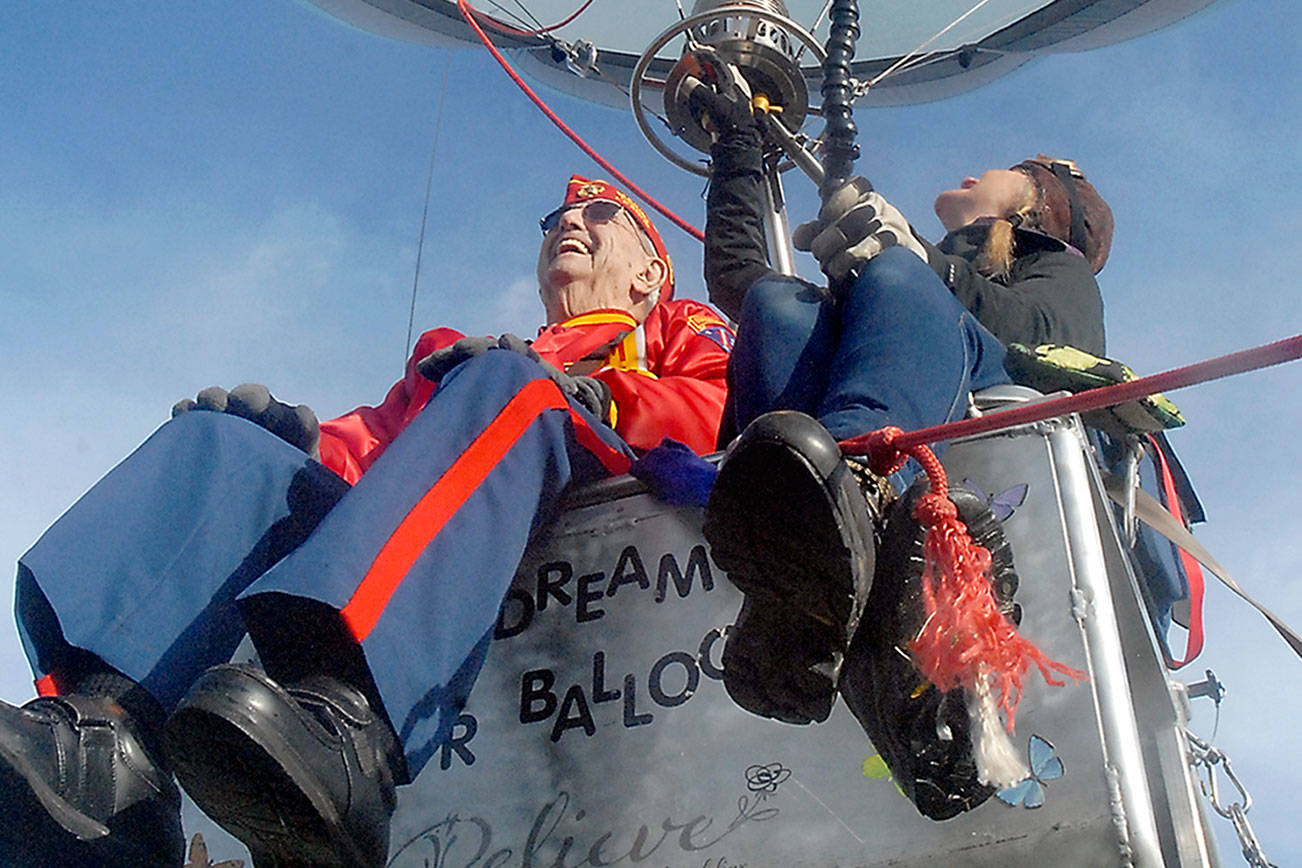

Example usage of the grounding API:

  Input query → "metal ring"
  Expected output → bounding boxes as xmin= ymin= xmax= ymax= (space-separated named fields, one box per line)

xmin=630 ymin=6 xmax=826 ymax=176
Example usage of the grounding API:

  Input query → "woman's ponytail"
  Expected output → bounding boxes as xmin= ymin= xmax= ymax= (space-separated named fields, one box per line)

xmin=976 ymin=185 xmax=1036 ymax=280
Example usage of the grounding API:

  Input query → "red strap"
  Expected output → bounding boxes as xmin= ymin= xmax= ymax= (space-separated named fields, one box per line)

xmin=1148 ymin=434 xmax=1205 ymax=668
xmin=567 ymin=408 xmax=633 ymax=475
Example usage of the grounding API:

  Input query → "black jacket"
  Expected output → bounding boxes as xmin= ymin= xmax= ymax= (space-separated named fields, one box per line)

xmin=922 ymin=222 xmax=1106 ymax=355
xmin=704 ymin=127 xmax=1106 ymax=355
xmin=704 ymin=125 xmax=776 ymax=322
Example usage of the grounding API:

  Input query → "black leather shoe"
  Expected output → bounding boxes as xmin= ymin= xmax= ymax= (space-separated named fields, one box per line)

xmin=703 ymin=411 xmax=876 ymax=724
xmin=165 ymin=665 xmax=401 ymax=868
xmin=840 ymin=478 xmax=1021 ymax=820
xmin=0 ymin=693 xmax=183 ymax=867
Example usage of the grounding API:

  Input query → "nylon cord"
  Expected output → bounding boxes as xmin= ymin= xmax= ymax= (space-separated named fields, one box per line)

xmin=867 ymin=0 xmax=996 ymax=89
xmin=477 ymin=1 xmax=594 ymax=37
xmin=510 ymin=0 xmax=546 ymax=31
xmin=481 ymin=1 xmax=535 ymax=33
xmin=794 ymin=0 xmax=835 ymax=63
xmin=532 ymin=0 xmax=594 ymax=35
xmin=406 ymin=53 xmax=454 ymax=361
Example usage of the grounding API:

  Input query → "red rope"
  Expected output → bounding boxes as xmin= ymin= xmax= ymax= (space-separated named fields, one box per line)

xmin=873 ymin=431 xmax=1086 ymax=730
xmin=456 ymin=0 xmax=705 ymax=243
xmin=850 ymin=334 xmax=1302 ymax=728
xmin=841 ymin=333 xmax=1302 ymax=462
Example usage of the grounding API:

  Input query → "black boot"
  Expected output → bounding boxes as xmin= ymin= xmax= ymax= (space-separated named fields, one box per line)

xmin=0 ymin=693 xmax=183 ymax=867
xmin=165 ymin=664 xmax=401 ymax=868
xmin=703 ymin=411 xmax=877 ymax=724
xmin=839 ymin=478 xmax=1021 ymax=820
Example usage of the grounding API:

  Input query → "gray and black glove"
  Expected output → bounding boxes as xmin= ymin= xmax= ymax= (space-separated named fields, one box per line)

xmin=687 ymin=73 xmax=756 ymax=139
xmin=416 ymin=336 xmax=499 ymax=383
xmin=418 ymin=334 xmax=613 ymax=423
xmin=549 ymin=369 xmax=613 ymax=423
xmin=667 ymin=48 xmax=757 ymax=145
xmin=494 ymin=334 xmax=613 ymax=423
xmin=172 ymin=383 xmax=320 ymax=458
xmin=793 ymin=177 xmax=928 ymax=283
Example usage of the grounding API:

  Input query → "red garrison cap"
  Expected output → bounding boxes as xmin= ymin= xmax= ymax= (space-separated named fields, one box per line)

xmin=564 ymin=175 xmax=674 ymax=299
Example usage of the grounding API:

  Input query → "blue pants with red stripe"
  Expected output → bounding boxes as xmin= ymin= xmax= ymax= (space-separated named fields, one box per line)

xmin=16 ymin=351 xmax=633 ymax=777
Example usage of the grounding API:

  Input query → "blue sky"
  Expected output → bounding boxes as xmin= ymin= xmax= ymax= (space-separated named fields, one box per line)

xmin=1 ymin=0 xmax=1298 ymax=863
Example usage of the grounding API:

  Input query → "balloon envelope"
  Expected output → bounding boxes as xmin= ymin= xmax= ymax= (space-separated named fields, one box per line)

xmin=306 ymin=0 xmax=1222 ymax=108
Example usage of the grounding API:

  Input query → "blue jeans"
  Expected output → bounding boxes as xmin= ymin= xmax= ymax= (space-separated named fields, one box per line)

xmin=729 ymin=247 xmax=1009 ymax=444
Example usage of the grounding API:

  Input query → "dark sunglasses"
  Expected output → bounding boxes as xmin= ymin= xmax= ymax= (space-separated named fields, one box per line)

xmin=539 ymin=199 xmax=627 ymax=234
xmin=1020 ymin=155 xmax=1086 ymax=180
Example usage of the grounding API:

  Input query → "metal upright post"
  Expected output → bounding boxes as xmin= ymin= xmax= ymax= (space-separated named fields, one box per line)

xmin=761 ymin=163 xmax=797 ymax=276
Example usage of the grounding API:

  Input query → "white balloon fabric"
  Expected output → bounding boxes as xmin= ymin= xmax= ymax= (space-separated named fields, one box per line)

xmin=305 ymin=0 xmax=1223 ymax=109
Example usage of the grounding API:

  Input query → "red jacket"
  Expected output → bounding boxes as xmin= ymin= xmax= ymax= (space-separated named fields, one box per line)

xmin=318 ymin=299 xmax=734 ymax=484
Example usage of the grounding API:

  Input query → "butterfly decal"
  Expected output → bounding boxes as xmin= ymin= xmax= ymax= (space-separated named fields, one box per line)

xmin=183 ymin=833 xmax=244 ymax=868
xmin=996 ymin=734 xmax=1064 ymax=809
xmin=862 ymin=754 xmax=907 ymax=798
xmin=861 ymin=754 xmax=890 ymax=780
xmin=965 ymin=479 xmax=1029 ymax=522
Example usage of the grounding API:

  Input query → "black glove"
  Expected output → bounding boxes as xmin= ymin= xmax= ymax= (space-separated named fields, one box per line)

xmin=495 ymin=334 xmax=613 ymax=423
xmin=688 ymin=80 xmax=756 ymax=139
xmin=172 ymin=383 xmax=320 ymax=458
xmin=416 ymin=335 xmax=499 ymax=383
xmin=679 ymin=50 xmax=756 ymax=141
xmin=419 ymin=333 xmax=613 ymax=422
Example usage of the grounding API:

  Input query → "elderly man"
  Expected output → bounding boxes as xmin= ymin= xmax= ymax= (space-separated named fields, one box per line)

xmin=1 ymin=176 xmax=732 ymax=868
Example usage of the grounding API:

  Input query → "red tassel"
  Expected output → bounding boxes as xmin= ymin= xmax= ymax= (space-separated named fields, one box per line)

xmin=35 ymin=673 xmax=60 ymax=697
xmin=857 ymin=429 xmax=1086 ymax=731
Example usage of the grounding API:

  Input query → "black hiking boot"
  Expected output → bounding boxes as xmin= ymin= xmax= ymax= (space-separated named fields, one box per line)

xmin=839 ymin=477 xmax=1021 ymax=820
xmin=703 ymin=411 xmax=877 ymax=724
xmin=166 ymin=664 xmax=402 ymax=868
xmin=0 ymin=693 xmax=183 ymax=867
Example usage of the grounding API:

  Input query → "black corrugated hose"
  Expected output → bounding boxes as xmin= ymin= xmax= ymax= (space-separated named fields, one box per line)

xmin=820 ymin=0 xmax=862 ymax=198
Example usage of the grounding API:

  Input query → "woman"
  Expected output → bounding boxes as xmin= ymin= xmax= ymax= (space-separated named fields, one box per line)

xmin=708 ymin=150 xmax=1112 ymax=441
xmin=695 ymin=85 xmax=1113 ymax=820
xmin=925 ymin=157 xmax=1110 ymax=353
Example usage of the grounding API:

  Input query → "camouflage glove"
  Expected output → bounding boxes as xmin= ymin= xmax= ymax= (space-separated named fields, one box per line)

xmin=793 ymin=177 xmax=928 ymax=283
xmin=1003 ymin=343 xmax=1185 ymax=437
xmin=172 ymin=383 xmax=320 ymax=458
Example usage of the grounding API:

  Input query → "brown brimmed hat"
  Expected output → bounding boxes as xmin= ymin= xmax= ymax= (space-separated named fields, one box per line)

xmin=1013 ymin=155 xmax=1114 ymax=273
